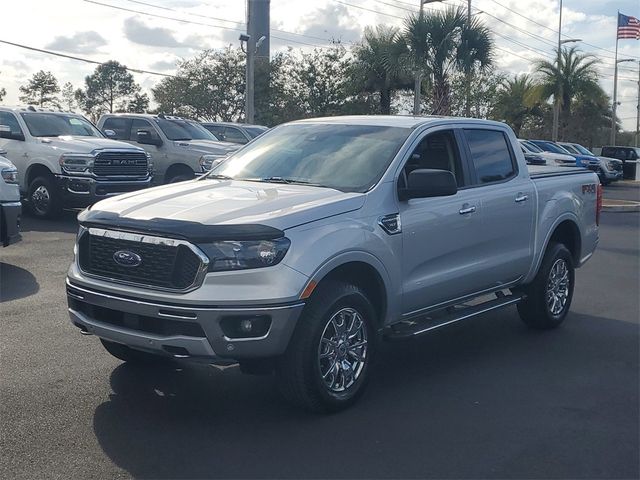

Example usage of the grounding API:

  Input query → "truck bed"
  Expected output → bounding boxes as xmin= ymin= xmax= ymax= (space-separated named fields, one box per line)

xmin=528 ymin=165 xmax=590 ymax=179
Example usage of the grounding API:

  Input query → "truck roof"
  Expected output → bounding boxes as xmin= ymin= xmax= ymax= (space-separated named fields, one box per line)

xmin=291 ymin=115 xmax=509 ymax=129
xmin=0 ymin=105 xmax=77 ymax=115
xmin=100 ymin=113 xmax=187 ymax=121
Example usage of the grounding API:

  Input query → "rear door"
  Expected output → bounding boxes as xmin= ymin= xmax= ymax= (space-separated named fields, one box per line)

xmin=0 ymin=111 xmax=29 ymax=186
xmin=399 ymin=127 xmax=489 ymax=314
xmin=462 ymin=128 xmax=535 ymax=286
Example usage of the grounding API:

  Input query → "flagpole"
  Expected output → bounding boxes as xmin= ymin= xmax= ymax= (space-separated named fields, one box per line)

xmin=611 ymin=11 xmax=620 ymax=145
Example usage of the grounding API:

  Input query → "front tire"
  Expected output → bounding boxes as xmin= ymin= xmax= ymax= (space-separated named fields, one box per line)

xmin=27 ymin=175 xmax=62 ymax=218
xmin=276 ymin=281 xmax=377 ymax=413
xmin=517 ymin=242 xmax=575 ymax=329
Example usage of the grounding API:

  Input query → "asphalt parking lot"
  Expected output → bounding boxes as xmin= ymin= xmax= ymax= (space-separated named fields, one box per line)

xmin=1 ymin=184 xmax=638 ymax=479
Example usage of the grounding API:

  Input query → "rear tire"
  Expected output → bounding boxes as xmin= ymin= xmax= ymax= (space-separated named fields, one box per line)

xmin=276 ymin=281 xmax=377 ymax=413
xmin=27 ymin=175 xmax=62 ymax=219
xmin=100 ymin=339 xmax=169 ymax=364
xmin=517 ymin=242 xmax=574 ymax=329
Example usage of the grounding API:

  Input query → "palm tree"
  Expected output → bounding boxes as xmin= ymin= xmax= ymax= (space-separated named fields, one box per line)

xmin=403 ymin=6 xmax=493 ymax=115
xmin=534 ymin=46 xmax=604 ymax=140
xmin=351 ymin=26 xmax=410 ymax=114
xmin=491 ymin=74 xmax=541 ymax=136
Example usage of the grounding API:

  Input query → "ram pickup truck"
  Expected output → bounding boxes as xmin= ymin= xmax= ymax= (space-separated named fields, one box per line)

xmin=98 ymin=114 xmax=239 ymax=184
xmin=0 ymin=107 xmax=152 ymax=218
xmin=67 ymin=116 xmax=601 ymax=412
xmin=0 ymin=151 xmax=21 ymax=247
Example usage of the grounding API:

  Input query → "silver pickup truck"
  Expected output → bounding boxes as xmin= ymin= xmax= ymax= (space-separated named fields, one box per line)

xmin=67 ymin=116 xmax=601 ymax=412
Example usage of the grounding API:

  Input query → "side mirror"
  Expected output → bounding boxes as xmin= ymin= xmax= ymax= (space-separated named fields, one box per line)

xmin=136 ymin=129 xmax=163 ymax=146
xmin=400 ymin=169 xmax=458 ymax=200
xmin=0 ymin=125 xmax=24 ymax=141
xmin=103 ymin=129 xmax=116 ymax=138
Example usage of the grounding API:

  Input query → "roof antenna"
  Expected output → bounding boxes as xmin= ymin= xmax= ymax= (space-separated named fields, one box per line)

xmin=27 ymin=105 xmax=36 ymax=112
xmin=158 ymin=113 xmax=166 ymax=119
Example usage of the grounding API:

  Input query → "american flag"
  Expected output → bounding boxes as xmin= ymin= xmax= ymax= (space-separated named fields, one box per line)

xmin=617 ymin=13 xmax=640 ymax=40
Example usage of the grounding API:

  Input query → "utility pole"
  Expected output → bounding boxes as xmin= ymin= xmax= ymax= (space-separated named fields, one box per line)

xmin=465 ymin=0 xmax=471 ymax=117
xmin=612 ymin=58 xmax=635 ymax=145
xmin=551 ymin=0 xmax=563 ymax=142
xmin=242 ymin=0 xmax=270 ymax=124
xmin=636 ymin=61 xmax=639 ymax=147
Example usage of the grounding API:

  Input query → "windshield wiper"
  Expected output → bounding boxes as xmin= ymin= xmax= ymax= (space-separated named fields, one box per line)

xmin=206 ymin=174 xmax=233 ymax=180
xmin=257 ymin=176 xmax=312 ymax=184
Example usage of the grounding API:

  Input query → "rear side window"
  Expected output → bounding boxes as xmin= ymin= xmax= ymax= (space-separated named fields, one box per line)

xmin=223 ymin=127 xmax=247 ymax=144
xmin=464 ymin=129 xmax=515 ymax=185
xmin=102 ymin=117 xmax=131 ymax=140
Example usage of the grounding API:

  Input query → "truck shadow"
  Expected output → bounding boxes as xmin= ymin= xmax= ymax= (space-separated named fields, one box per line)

xmin=91 ymin=309 xmax=639 ymax=479
xmin=20 ymin=209 xmax=80 ymax=234
xmin=0 ymin=262 xmax=39 ymax=302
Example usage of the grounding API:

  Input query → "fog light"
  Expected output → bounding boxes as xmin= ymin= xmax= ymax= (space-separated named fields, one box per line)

xmin=220 ymin=315 xmax=271 ymax=339
xmin=240 ymin=319 xmax=253 ymax=333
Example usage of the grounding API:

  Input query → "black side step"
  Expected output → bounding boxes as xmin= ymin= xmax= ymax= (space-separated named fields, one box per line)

xmin=384 ymin=293 xmax=525 ymax=341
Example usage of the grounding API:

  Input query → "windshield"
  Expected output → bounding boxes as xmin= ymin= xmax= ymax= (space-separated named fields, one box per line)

xmin=573 ymin=144 xmax=594 ymax=156
xmin=245 ymin=126 xmax=268 ymax=138
xmin=532 ymin=141 xmax=570 ymax=154
xmin=208 ymin=123 xmax=411 ymax=193
xmin=155 ymin=118 xmax=219 ymax=141
xmin=520 ymin=140 xmax=543 ymax=153
xmin=20 ymin=113 xmax=103 ymax=138
xmin=561 ymin=144 xmax=580 ymax=154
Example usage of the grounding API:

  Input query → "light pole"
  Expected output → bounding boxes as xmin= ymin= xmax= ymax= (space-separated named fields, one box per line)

xmin=414 ymin=0 xmax=446 ymax=115
xmin=464 ymin=0 xmax=471 ymax=117
xmin=239 ymin=33 xmax=266 ymax=124
xmin=636 ymin=61 xmax=640 ymax=147
xmin=611 ymin=58 xmax=635 ymax=145
xmin=551 ymin=34 xmax=581 ymax=142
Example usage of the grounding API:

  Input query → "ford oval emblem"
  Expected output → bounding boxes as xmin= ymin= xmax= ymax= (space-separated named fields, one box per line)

xmin=113 ymin=250 xmax=142 ymax=267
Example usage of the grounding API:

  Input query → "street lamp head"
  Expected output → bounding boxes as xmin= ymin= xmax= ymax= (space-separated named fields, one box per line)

xmin=239 ymin=34 xmax=250 ymax=43
xmin=421 ymin=0 xmax=445 ymax=4
xmin=560 ymin=38 xmax=581 ymax=45
xmin=256 ymin=36 xmax=267 ymax=49
xmin=616 ymin=58 xmax=636 ymax=64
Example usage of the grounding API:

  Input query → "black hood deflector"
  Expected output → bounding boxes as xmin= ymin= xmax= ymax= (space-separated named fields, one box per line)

xmin=78 ymin=209 xmax=284 ymax=243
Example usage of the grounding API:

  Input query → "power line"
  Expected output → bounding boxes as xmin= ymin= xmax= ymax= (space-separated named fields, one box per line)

xmin=0 ymin=38 xmax=174 ymax=77
xmin=333 ymin=0 xmax=405 ymax=19
xmin=83 ymin=0 xmax=335 ymax=49
xmin=123 ymin=0 xmax=353 ymax=45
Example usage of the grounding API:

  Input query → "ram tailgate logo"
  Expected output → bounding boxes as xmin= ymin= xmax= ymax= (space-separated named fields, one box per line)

xmin=113 ymin=250 xmax=142 ymax=267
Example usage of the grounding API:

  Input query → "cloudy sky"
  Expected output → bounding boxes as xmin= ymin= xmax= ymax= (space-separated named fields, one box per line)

xmin=0 ymin=0 xmax=638 ymax=131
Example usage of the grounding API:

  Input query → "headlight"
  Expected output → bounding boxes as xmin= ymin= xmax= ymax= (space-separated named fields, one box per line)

xmin=145 ymin=152 xmax=154 ymax=174
xmin=607 ymin=161 xmax=615 ymax=170
xmin=199 ymin=154 xmax=226 ymax=173
xmin=199 ymin=238 xmax=291 ymax=272
xmin=1 ymin=167 xmax=18 ymax=184
xmin=59 ymin=153 xmax=93 ymax=174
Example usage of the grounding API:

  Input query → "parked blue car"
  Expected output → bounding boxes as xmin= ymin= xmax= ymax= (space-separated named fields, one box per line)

xmin=528 ymin=140 xmax=595 ymax=168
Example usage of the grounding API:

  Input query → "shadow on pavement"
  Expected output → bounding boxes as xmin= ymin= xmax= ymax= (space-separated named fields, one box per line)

xmin=0 ymin=262 xmax=40 ymax=302
xmin=20 ymin=209 xmax=80 ymax=234
xmin=92 ymin=309 xmax=639 ymax=479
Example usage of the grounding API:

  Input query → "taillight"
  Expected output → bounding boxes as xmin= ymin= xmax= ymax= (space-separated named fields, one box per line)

xmin=596 ymin=183 xmax=603 ymax=226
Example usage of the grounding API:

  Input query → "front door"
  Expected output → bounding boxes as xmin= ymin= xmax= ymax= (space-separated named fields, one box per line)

xmin=400 ymin=128 xmax=488 ymax=315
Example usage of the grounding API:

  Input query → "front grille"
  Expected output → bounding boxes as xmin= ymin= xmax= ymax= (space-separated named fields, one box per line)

xmin=68 ymin=296 xmax=206 ymax=338
xmin=93 ymin=151 xmax=148 ymax=177
xmin=78 ymin=232 xmax=203 ymax=290
xmin=612 ymin=162 xmax=623 ymax=172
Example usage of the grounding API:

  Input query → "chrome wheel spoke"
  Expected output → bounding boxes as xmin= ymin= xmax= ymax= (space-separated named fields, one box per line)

xmin=546 ymin=259 xmax=571 ymax=316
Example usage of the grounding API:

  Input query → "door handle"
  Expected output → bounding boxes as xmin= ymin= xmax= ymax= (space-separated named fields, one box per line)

xmin=515 ymin=194 xmax=529 ymax=203
xmin=459 ymin=205 xmax=476 ymax=215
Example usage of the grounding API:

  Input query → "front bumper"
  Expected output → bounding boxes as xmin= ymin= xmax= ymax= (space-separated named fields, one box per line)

xmin=0 ymin=201 xmax=21 ymax=247
xmin=66 ymin=280 xmax=304 ymax=362
xmin=55 ymin=175 xmax=151 ymax=208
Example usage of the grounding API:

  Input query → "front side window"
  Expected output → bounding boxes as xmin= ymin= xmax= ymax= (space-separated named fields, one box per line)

xmin=102 ymin=117 xmax=131 ymax=140
xmin=209 ymin=123 xmax=411 ymax=193
xmin=400 ymin=130 xmax=464 ymax=188
xmin=0 ymin=112 xmax=23 ymax=136
xmin=464 ymin=129 xmax=515 ymax=184
xmin=245 ymin=126 xmax=268 ymax=138
xmin=223 ymin=127 xmax=247 ymax=144
xmin=573 ymin=144 xmax=594 ymax=156
xmin=20 ymin=113 xmax=102 ymax=137
xmin=155 ymin=118 xmax=218 ymax=141
xmin=130 ymin=119 xmax=160 ymax=142
xmin=561 ymin=144 xmax=580 ymax=154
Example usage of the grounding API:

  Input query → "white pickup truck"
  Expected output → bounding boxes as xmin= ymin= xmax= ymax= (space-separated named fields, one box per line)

xmin=0 ymin=151 xmax=21 ymax=247
xmin=67 ymin=116 xmax=601 ymax=412
xmin=0 ymin=107 xmax=152 ymax=218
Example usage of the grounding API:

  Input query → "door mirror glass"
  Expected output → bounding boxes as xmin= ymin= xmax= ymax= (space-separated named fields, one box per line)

xmin=136 ymin=129 xmax=163 ymax=146
xmin=103 ymin=129 xmax=116 ymax=138
xmin=0 ymin=124 xmax=25 ymax=141
xmin=401 ymin=169 xmax=458 ymax=200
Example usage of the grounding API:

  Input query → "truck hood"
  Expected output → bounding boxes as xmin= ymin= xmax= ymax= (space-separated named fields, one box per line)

xmin=40 ymin=136 xmax=144 ymax=153
xmin=173 ymin=139 xmax=239 ymax=156
xmin=84 ymin=179 xmax=365 ymax=232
